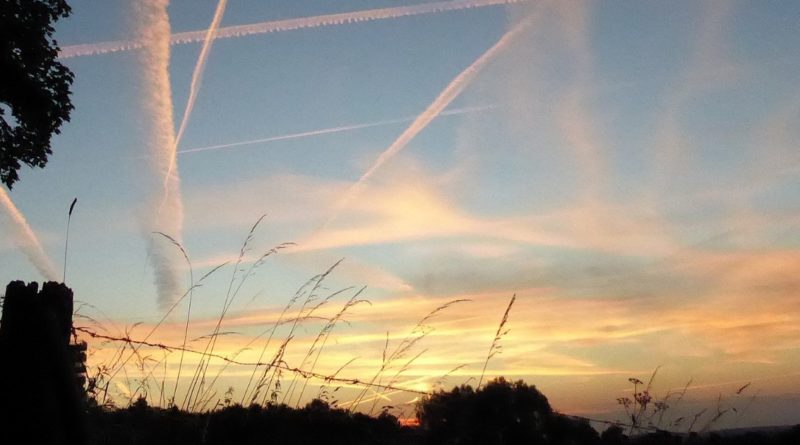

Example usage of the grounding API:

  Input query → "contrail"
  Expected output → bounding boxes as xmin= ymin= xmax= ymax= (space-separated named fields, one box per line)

xmin=135 ymin=0 xmax=184 ymax=309
xmin=60 ymin=0 xmax=529 ymax=59
xmin=0 ymin=187 xmax=59 ymax=280
xmin=319 ymin=13 xmax=540 ymax=230
xmin=165 ymin=0 xmax=228 ymax=189
xmin=177 ymin=105 xmax=494 ymax=156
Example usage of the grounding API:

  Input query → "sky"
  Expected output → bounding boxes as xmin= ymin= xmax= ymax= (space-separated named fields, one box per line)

xmin=1 ymin=0 xmax=799 ymax=428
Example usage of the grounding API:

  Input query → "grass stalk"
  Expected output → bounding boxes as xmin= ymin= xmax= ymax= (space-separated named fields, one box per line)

xmin=477 ymin=294 xmax=515 ymax=389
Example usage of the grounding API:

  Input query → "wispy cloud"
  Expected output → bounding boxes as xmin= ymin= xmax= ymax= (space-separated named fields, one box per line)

xmin=647 ymin=0 xmax=739 ymax=197
xmin=180 ymin=163 xmax=675 ymax=258
xmin=0 ymin=188 xmax=58 ymax=280
xmin=307 ymin=179 xmax=672 ymax=258
xmin=60 ymin=0 xmax=529 ymax=58
xmin=553 ymin=0 xmax=609 ymax=204
xmin=79 ymin=242 xmax=800 ymax=415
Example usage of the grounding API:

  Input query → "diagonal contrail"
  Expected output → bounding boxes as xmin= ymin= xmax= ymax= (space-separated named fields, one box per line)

xmin=164 ymin=0 xmax=228 ymax=191
xmin=59 ymin=0 xmax=530 ymax=59
xmin=318 ymin=13 xmax=540 ymax=231
xmin=0 ymin=187 xmax=59 ymax=280
xmin=177 ymin=105 xmax=494 ymax=156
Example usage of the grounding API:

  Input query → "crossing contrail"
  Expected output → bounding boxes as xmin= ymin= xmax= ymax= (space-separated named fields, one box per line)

xmin=135 ymin=0 xmax=184 ymax=309
xmin=177 ymin=105 xmax=494 ymax=155
xmin=319 ymin=13 xmax=540 ymax=230
xmin=165 ymin=0 xmax=228 ymax=189
xmin=0 ymin=188 xmax=59 ymax=280
xmin=60 ymin=0 xmax=529 ymax=59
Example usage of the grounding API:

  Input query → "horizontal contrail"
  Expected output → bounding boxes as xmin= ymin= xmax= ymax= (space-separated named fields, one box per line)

xmin=177 ymin=105 xmax=494 ymax=155
xmin=60 ymin=0 xmax=529 ymax=59
xmin=0 ymin=188 xmax=59 ymax=280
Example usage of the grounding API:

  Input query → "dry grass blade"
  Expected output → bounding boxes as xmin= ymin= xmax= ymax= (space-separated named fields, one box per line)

xmin=186 ymin=219 xmax=290 ymax=409
xmin=294 ymin=287 xmax=370 ymax=406
xmin=63 ymin=197 xmax=77 ymax=282
xmin=240 ymin=274 xmax=320 ymax=404
xmin=350 ymin=298 xmax=470 ymax=410
xmin=433 ymin=364 xmax=467 ymax=390
xmin=153 ymin=231 xmax=195 ymax=408
xmin=317 ymin=357 xmax=360 ymax=404
xmin=103 ymin=236 xmax=226 ymax=388
xmin=368 ymin=348 xmax=428 ymax=415
xmin=75 ymin=326 xmax=428 ymax=397
xmin=477 ymin=293 xmax=515 ymax=389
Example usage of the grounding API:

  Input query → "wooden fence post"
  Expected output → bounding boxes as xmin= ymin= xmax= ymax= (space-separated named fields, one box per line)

xmin=0 ymin=281 xmax=88 ymax=445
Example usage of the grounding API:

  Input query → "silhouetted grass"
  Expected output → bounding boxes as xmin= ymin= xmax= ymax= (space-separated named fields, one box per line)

xmin=478 ymin=293 xmax=515 ymax=389
xmin=614 ymin=369 xmax=759 ymax=437
xmin=57 ymin=220 xmax=789 ymax=443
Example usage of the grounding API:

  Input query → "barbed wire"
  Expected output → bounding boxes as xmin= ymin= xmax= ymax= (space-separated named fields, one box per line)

xmin=73 ymin=325 xmax=707 ymax=435
xmin=74 ymin=326 xmax=430 ymax=396
xmin=562 ymin=414 xmax=670 ymax=434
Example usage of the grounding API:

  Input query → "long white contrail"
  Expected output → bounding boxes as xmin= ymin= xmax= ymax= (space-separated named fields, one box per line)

xmin=165 ymin=0 xmax=228 ymax=189
xmin=60 ymin=0 xmax=529 ymax=59
xmin=135 ymin=0 xmax=184 ymax=309
xmin=0 ymin=188 xmax=59 ymax=280
xmin=177 ymin=105 xmax=494 ymax=155
xmin=319 ymin=13 xmax=539 ymax=230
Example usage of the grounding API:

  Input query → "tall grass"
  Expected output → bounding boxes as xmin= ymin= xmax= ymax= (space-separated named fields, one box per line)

xmin=614 ymin=369 xmax=756 ymax=435
xmin=477 ymin=293 xmax=515 ymax=389
xmin=351 ymin=298 xmax=470 ymax=414
xmin=63 ymin=197 xmax=77 ymax=282
xmin=74 ymin=218 xmax=453 ymax=414
xmin=292 ymin=288 xmax=370 ymax=407
xmin=66 ymin=220 xmax=762 ymax=435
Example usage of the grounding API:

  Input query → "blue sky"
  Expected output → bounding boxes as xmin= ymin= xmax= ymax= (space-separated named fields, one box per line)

xmin=1 ymin=0 xmax=799 ymax=425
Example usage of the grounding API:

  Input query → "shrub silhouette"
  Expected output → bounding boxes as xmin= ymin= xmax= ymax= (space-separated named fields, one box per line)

xmin=416 ymin=377 xmax=599 ymax=445
xmin=86 ymin=399 xmax=411 ymax=445
xmin=601 ymin=425 xmax=628 ymax=444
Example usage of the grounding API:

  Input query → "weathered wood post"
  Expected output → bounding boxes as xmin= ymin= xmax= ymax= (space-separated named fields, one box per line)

xmin=0 ymin=281 xmax=88 ymax=445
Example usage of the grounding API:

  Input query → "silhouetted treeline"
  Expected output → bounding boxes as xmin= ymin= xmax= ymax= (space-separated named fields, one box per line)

xmin=599 ymin=426 xmax=800 ymax=445
xmin=82 ymin=378 xmax=800 ymax=445
xmin=87 ymin=398 xmax=412 ymax=445
xmin=418 ymin=378 xmax=597 ymax=444
xmin=1 ymin=281 xmax=797 ymax=445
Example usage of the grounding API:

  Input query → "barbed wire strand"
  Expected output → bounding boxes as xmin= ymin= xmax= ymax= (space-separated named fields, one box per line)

xmin=75 ymin=325 xmax=688 ymax=434
xmin=74 ymin=326 xmax=429 ymax=396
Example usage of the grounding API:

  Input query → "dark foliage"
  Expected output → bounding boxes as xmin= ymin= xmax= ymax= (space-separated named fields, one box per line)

xmin=87 ymin=398 xmax=415 ymax=445
xmin=0 ymin=282 xmax=797 ymax=445
xmin=601 ymin=425 xmax=628 ymax=445
xmin=416 ymin=377 xmax=599 ymax=445
xmin=79 ymin=394 xmax=800 ymax=445
xmin=0 ymin=0 xmax=74 ymax=188
xmin=600 ymin=426 xmax=800 ymax=445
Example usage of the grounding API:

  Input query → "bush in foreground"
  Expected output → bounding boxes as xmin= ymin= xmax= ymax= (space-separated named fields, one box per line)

xmin=416 ymin=377 xmax=599 ymax=445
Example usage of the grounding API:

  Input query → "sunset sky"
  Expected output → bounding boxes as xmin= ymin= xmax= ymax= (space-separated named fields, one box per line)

xmin=1 ymin=0 xmax=799 ymax=427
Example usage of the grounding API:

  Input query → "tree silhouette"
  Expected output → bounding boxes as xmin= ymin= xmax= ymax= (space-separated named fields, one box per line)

xmin=416 ymin=377 xmax=599 ymax=445
xmin=600 ymin=425 xmax=628 ymax=444
xmin=0 ymin=0 xmax=74 ymax=188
